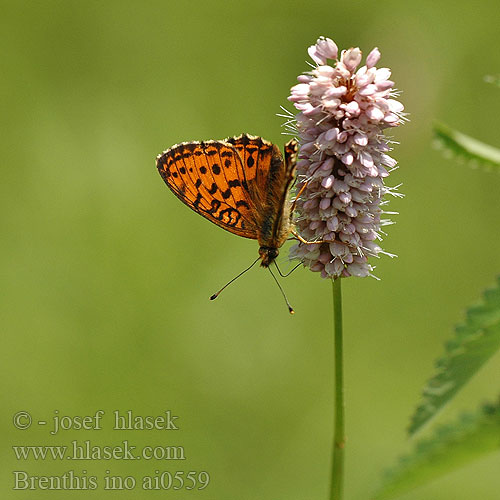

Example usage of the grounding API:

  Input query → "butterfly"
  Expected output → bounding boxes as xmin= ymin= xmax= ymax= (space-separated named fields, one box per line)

xmin=156 ymin=134 xmax=298 ymax=268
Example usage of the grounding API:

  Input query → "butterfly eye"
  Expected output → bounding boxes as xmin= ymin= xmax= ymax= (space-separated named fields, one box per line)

xmin=259 ymin=247 xmax=279 ymax=260
xmin=269 ymin=248 xmax=279 ymax=259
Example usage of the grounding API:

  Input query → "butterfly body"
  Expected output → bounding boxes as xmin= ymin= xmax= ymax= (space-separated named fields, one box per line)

xmin=156 ymin=134 xmax=298 ymax=267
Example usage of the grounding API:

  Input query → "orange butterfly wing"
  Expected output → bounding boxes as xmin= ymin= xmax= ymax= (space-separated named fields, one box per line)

xmin=156 ymin=140 xmax=258 ymax=239
xmin=225 ymin=134 xmax=280 ymax=204
xmin=226 ymin=134 xmax=297 ymax=248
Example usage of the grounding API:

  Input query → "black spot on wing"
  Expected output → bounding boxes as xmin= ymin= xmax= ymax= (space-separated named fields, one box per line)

xmin=218 ymin=208 xmax=241 ymax=227
xmin=238 ymin=135 xmax=251 ymax=145
xmin=208 ymin=183 xmax=218 ymax=195
xmin=193 ymin=193 xmax=203 ymax=209
xmin=207 ymin=199 xmax=221 ymax=214
xmin=236 ymin=200 xmax=250 ymax=209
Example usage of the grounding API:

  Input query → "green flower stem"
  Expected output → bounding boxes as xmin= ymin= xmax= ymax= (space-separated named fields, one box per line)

xmin=330 ymin=277 xmax=345 ymax=500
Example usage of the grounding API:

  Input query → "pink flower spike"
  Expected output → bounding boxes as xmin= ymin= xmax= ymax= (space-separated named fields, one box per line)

xmin=287 ymin=38 xmax=405 ymax=279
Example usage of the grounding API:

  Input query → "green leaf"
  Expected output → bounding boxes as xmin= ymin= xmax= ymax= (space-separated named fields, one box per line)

xmin=409 ymin=276 xmax=500 ymax=435
xmin=374 ymin=398 xmax=500 ymax=500
xmin=433 ymin=122 xmax=500 ymax=169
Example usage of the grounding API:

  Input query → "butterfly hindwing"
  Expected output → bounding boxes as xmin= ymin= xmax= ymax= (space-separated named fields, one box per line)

xmin=156 ymin=141 xmax=258 ymax=239
xmin=226 ymin=134 xmax=282 ymax=206
xmin=226 ymin=134 xmax=297 ymax=248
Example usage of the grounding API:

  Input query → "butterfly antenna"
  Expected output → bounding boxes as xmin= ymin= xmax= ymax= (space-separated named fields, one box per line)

xmin=268 ymin=265 xmax=295 ymax=315
xmin=274 ymin=260 xmax=303 ymax=278
xmin=210 ymin=257 xmax=260 ymax=301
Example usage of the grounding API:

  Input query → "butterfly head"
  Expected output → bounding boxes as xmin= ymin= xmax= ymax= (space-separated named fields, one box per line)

xmin=259 ymin=246 xmax=279 ymax=267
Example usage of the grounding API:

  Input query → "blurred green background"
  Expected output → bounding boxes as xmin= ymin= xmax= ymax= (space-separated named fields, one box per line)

xmin=2 ymin=1 xmax=500 ymax=499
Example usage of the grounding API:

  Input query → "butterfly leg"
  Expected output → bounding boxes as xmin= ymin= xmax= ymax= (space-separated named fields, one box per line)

xmin=291 ymin=230 xmax=332 ymax=245
xmin=290 ymin=181 xmax=309 ymax=214
xmin=290 ymin=163 xmax=324 ymax=214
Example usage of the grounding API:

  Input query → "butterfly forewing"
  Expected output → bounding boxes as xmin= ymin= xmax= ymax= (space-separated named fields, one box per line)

xmin=157 ymin=141 xmax=258 ymax=239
